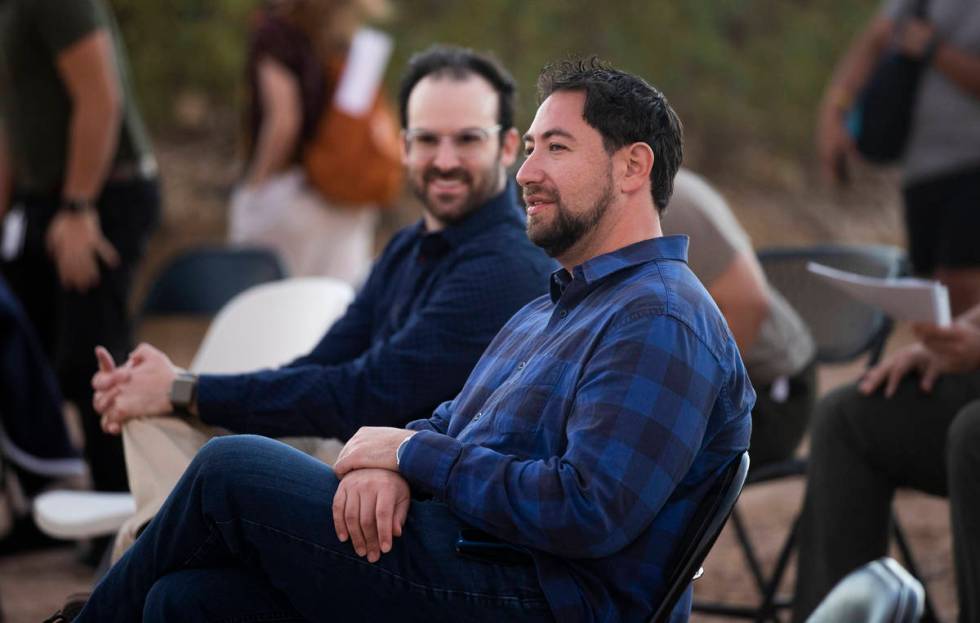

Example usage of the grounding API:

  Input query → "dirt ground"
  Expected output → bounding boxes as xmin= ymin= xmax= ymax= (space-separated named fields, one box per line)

xmin=0 ymin=137 xmax=958 ymax=622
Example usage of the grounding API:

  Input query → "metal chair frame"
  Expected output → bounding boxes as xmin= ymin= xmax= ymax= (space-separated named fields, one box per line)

xmin=649 ymin=451 xmax=751 ymax=623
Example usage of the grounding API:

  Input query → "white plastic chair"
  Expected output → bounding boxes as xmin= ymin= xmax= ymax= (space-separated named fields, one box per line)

xmin=33 ymin=277 xmax=354 ymax=540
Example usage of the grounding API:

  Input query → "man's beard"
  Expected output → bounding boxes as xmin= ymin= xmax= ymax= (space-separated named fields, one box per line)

xmin=526 ymin=168 xmax=614 ymax=259
xmin=410 ymin=162 xmax=501 ymax=227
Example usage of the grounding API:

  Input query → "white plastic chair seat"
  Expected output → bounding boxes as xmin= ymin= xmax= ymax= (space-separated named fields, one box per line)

xmin=33 ymin=277 xmax=353 ymax=540
xmin=33 ymin=491 xmax=136 ymax=539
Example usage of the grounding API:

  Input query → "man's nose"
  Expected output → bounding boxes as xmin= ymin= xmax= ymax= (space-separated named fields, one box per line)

xmin=432 ymin=137 xmax=462 ymax=170
xmin=515 ymin=153 xmax=541 ymax=188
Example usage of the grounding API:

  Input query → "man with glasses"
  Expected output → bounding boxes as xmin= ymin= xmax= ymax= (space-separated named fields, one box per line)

xmin=91 ymin=44 xmax=555 ymax=558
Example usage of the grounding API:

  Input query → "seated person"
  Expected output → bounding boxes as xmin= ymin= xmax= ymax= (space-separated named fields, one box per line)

xmin=92 ymin=46 xmax=555 ymax=559
xmin=662 ymin=169 xmax=816 ymax=466
xmin=0 ymin=277 xmax=86 ymax=553
xmin=792 ymin=302 xmax=980 ymax=622
xmin=58 ymin=58 xmax=753 ymax=623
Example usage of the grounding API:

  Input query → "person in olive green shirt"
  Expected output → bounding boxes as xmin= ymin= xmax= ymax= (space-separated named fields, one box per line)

xmin=0 ymin=0 xmax=159 ymax=521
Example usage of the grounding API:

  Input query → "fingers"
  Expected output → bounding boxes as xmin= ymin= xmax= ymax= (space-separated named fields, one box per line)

xmin=393 ymin=496 xmax=409 ymax=538
xmin=920 ymin=359 xmax=941 ymax=393
xmin=92 ymin=385 xmax=122 ymax=415
xmin=359 ymin=488 xmax=381 ymax=562
xmin=92 ymin=367 xmax=131 ymax=392
xmin=344 ymin=490 xmax=367 ymax=559
xmin=858 ymin=362 xmax=888 ymax=395
xmin=96 ymin=236 xmax=120 ymax=269
xmin=376 ymin=488 xmax=394 ymax=555
xmin=332 ymin=484 xmax=349 ymax=543
xmin=95 ymin=346 xmax=116 ymax=373
xmin=883 ymin=355 xmax=916 ymax=398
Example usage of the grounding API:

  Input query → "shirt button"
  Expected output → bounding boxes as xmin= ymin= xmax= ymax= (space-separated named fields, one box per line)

xmin=559 ymin=310 xmax=568 ymax=319
xmin=473 ymin=411 xmax=483 ymax=421
xmin=517 ymin=361 xmax=526 ymax=370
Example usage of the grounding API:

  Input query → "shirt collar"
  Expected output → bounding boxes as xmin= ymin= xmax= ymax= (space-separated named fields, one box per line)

xmin=549 ymin=235 xmax=690 ymax=302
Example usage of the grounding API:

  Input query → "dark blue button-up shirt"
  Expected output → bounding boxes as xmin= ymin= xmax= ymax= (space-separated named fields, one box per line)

xmin=399 ymin=236 xmax=754 ymax=623
xmin=197 ymin=183 xmax=556 ymax=439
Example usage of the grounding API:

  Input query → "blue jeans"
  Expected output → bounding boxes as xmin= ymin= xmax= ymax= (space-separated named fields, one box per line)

xmin=75 ymin=435 xmax=553 ymax=622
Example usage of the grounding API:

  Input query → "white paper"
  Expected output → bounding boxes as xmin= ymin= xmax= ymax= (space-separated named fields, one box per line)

xmin=806 ymin=262 xmax=951 ymax=326
xmin=333 ymin=28 xmax=393 ymax=116
xmin=1 ymin=206 xmax=26 ymax=261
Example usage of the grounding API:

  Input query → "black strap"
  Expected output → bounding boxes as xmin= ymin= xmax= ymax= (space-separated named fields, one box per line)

xmin=911 ymin=0 xmax=930 ymax=19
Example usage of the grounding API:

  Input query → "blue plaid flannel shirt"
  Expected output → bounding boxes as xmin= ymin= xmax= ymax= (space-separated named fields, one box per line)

xmin=399 ymin=235 xmax=754 ymax=622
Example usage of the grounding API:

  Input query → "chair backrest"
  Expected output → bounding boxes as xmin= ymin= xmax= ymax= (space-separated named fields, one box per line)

xmin=648 ymin=451 xmax=751 ymax=623
xmin=806 ymin=557 xmax=924 ymax=623
xmin=757 ymin=244 xmax=906 ymax=364
xmin=140 ymin=246 xmax=287 ymax=318
xmin=190 ymin=277 xmax=354 ymax=374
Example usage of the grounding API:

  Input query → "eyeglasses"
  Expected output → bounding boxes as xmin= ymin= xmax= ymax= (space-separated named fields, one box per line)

xmin=404 ymin=125 xmax=502 ymax=159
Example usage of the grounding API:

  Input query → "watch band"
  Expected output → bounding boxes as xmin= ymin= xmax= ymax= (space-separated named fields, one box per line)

xmin=59 ymin=198 xmax=94 ymax=214
xmin=170 ymin=371 xmax=198 ymax=418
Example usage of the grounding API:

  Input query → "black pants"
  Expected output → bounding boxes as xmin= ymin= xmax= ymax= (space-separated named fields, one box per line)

xmin=0 ymin=177 xmax=160 ymax=492
xmin=749 ymin=360 xmax=817 ymax=467
xmin=793 ymin=374 xmax=980 ymax=623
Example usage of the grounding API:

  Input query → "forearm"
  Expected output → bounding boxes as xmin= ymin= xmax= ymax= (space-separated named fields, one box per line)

xmin=820 ymin=18 xmax=892 ymax=116
xmin=932 ymin=41 xmax=980 ymax=100
xmin=245 ymin=114 xmax=300 ymax=186
xmin=62 ymin=95 xmax=120 ymax=201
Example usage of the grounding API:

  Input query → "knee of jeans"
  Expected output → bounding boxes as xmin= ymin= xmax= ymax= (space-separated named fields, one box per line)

xmin=947 ymin=401 xmax=980 ymax=479
xmin=193 ymin=435 xmax=273 ymax=478
xmin=144 ymin=574 xmax=196 ymax=622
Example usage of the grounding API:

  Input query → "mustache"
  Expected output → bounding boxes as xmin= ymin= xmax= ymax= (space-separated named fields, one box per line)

xmin=424 ymin=167 xmax=472 ymax=184
xmin=521 ymin=183 xmax=559 ymax=204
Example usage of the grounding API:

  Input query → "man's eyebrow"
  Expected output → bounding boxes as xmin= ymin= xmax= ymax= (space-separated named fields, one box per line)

xmin=522 ymin=128 xmax=576 ymax=142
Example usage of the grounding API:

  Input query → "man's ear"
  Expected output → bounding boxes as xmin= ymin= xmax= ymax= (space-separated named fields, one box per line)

xmin=619 ymin=142 xmax=654 ymax=194
xmin=499 ymin=127 xmax=520 ymax=168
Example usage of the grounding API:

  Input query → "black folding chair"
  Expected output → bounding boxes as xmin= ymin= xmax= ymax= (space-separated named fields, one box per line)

xmin=649 ymin=451 xmax=751 ymax=623
xmin=693 ymin=244 xmax=938 ymax=623
xmin=139 ymin=245 xmax=287 ymax=318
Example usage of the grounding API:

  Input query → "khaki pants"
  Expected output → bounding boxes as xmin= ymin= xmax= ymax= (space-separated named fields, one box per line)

xmin=112 ymin=417 xmax=343 ymax=561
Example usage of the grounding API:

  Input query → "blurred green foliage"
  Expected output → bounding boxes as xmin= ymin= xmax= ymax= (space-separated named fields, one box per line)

xmin=110 ymin=0 xmax=879 ymax=175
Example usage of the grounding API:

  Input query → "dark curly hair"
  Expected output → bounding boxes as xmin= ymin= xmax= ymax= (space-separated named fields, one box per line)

xmin=398 ymin=45 xmax=516 ymax=138
xmin=536 ymin=57 xmax=683 ymax=213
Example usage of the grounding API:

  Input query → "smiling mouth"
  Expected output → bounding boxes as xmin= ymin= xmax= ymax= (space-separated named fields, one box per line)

xmin=524 ymin=198 xmax=556 ymax=216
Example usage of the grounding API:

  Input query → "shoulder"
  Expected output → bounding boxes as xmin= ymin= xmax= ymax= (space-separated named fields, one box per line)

xmin=610 ymin=259 xmax=735 ymax=362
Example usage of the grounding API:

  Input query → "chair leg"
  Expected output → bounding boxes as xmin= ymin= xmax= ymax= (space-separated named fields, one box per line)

xmin=732 ymin=508 xmax=769 ymax=595
xmin=891 ymin=513 xmax=942 ymax=623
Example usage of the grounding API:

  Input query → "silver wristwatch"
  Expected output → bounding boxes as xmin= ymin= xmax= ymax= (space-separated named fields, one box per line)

xmin=170 ymin=371 xmax=198 ymax=417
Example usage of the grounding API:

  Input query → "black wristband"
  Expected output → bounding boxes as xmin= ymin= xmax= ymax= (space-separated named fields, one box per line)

xmin=60 ymin=198 xmax=94 ymax=214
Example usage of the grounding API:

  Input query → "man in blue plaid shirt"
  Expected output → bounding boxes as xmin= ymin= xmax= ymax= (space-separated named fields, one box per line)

xmin=63 ymin=58 xmax=753 ymax=623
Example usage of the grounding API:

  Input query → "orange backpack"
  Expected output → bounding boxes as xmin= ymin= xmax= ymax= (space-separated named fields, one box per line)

xmin=303 ymin=56 xmax=403 ymax=208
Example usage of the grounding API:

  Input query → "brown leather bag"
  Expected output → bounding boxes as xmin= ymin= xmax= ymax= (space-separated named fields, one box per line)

xmin=303 ymin=57 xmax=403 ymax=208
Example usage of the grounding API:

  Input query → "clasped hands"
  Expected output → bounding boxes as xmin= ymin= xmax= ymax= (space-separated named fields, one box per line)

xmin=331 ymin=427 xmax=416 ymax=564
xmin=91 ymin=343 xmax=178 ymax=434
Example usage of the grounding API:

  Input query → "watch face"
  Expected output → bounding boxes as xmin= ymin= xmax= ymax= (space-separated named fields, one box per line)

xmin=171 ymin=374 xmax=197 ymax=407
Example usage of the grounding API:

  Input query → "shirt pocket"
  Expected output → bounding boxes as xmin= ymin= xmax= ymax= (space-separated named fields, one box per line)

xmin=486 ymin=360 xmax=571 ymax=456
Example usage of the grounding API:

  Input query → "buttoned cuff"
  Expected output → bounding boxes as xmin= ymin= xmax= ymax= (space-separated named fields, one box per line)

xmin=397 ymin=430 xmax=462 ymax=499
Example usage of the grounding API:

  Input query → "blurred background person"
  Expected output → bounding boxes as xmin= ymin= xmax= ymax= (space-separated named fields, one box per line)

xmin=816 ymin=0 xmax=980 ymax=314
xmin=0 ymin=0 xmax=160 ymax=510
xmin=229 ymin=0 xmax=395 ymax=284
xmin=0 ymin=277 xmax=87 ymax=554
xmin=793 ymin=301 xmax=980 ymax=622
xmin=662 ymin=169 xmax=817 ymax=467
